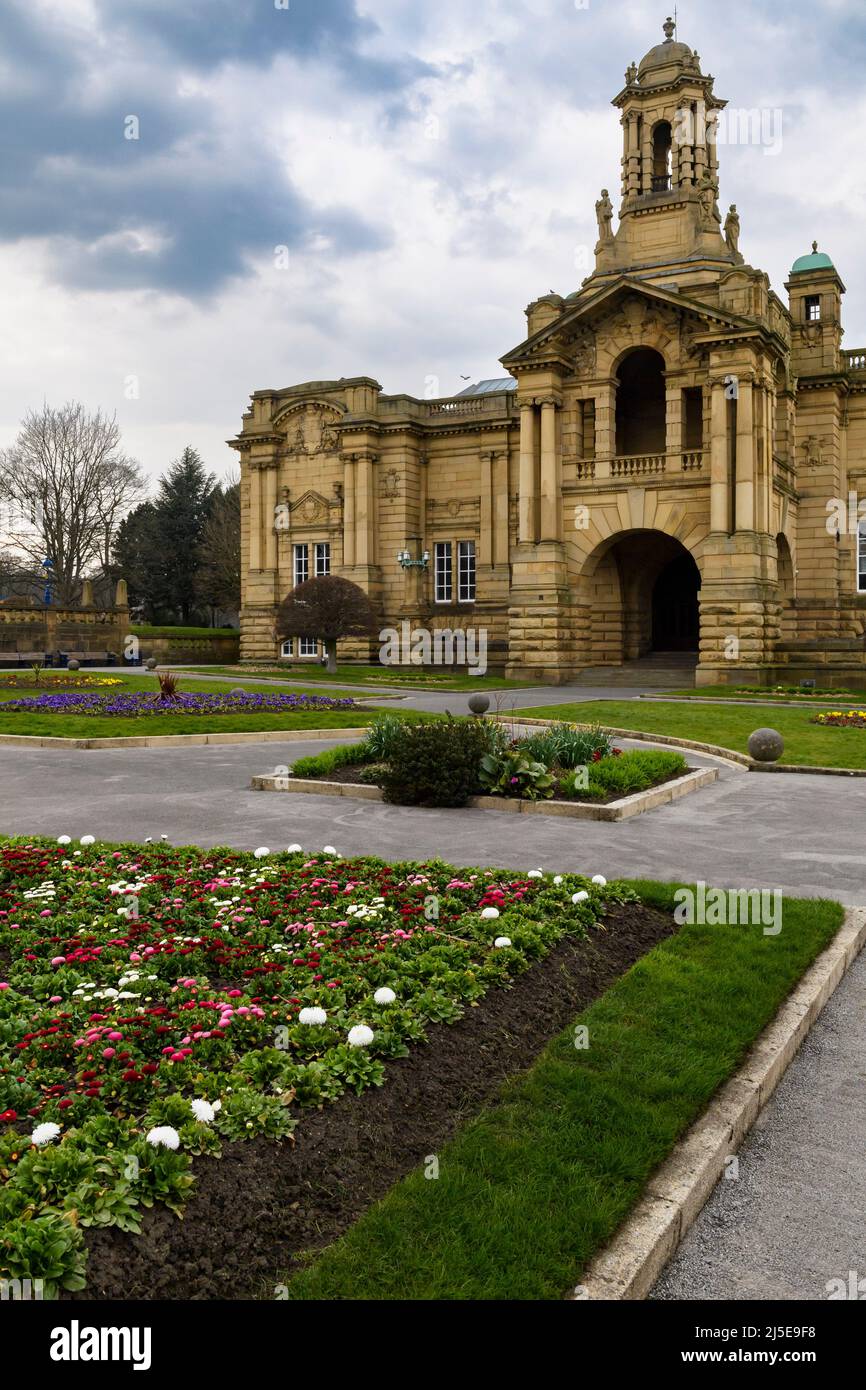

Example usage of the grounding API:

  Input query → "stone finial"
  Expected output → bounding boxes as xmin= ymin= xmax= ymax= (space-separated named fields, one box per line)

xmin=812 ymin=240 xmax=819 ymax=254
xmin=115 ymin=577 xmax=128 ymax=608
xmin=663 ymin=16 xmax=676 ymax=41
xmin=80 ymin=579 xmax=94 ymax=607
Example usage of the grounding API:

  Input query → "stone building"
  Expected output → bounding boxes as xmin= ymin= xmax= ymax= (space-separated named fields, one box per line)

xmin=233 ymin=18 xmax=866 ymax=687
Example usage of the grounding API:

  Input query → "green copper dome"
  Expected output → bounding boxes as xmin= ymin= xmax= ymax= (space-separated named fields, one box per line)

xmin=791 ymin=243 xmax=835 ymax=275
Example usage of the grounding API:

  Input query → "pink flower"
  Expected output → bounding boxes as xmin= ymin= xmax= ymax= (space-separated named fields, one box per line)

xmin=40 ymin=910 xmax=52 ymax=917
xmin=0 ymin=983 xmax=9 ymax=991
xmin=108 ymin=1031 xmax=122 ymax=1042
xmin=51 ymin=956 xmax=65 ymax=966
xmin=102 ymin=1048 xmax=115 ymax=1059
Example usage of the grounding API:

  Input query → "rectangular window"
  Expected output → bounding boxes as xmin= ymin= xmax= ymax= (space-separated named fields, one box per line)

xmin=457 ymin=540 xmax=476 ymax=602
xmin=859 ymin=524 xmax=866 ymax=594
xmin=293 ymin=544 xmax=309 ymax=588
xmin=315 ymin=542 xmax=331 ymax=577
xmin=805 ymin=295 xmax=821 ymax=322
xmin=280 ymin=639 xmax=293 ymax=658
xmin=299 ymin=637 xmax=318 ymax=657
xmin=434 ymin=542 xmax=453 ymax=603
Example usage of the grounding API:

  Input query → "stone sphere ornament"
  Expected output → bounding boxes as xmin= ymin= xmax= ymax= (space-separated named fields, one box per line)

xmin=145 ymin=658 xmax=158 ymax=671
xmin=231 ymin=688 xmax=246 ymax=696
xmin=748 ymin=728 xmax=784 ymax=763
xmin=67 ymin=659 xmax=80 ymax=671
xmin=468 ymin=694 xmax=490 ymax=717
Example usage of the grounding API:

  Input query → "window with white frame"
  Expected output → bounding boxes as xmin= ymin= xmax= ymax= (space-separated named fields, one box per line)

xmin=434 ymin=542 xmax=453 ymax=603
xmin=858 ymin=523 xmax=866 ymax=593
xmin=293 ymin=543 xmax=309 ymax=587
xmin=315 ymin=542 xmax=331 ymax=577
xmin=299 ymin=637 xmax=319 ymax=657
xmin=280 ymin=639 xmax=293 ymax=658
xmin=458 ymin=540 xmax=476 ymax=602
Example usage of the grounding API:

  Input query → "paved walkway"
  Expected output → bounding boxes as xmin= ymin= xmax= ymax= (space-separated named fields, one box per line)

xmin=652 ymin=947 xmax=866 ymax=1301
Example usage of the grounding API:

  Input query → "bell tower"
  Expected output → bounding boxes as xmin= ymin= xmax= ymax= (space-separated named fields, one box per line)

xmin=594 ymin=17 xmax=736 ymax=287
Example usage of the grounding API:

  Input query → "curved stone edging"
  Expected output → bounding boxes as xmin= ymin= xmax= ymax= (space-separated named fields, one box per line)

xmin=572 ymin=906 xmax=866 ymax=1301
xmin=250 ymin=766 xmax=719 ymax=822
xmin=0 ymin=727 xmax=372 ymax=750
xmin=509 ymin=717 xmax=751 ymax=769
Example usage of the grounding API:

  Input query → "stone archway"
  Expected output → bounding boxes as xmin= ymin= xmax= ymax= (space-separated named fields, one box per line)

xmin=580 ymin=529 xmax=702 ymax=665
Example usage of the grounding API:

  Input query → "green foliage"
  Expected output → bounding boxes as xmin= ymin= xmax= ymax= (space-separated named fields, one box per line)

xmin=361 ymin=714 xmax=407 ymax=761
xmin=380 ymin=717 xmax=492 ymax=807
xmin=577 ymin=749 xmax=687 ymax=800
xmin=0 ymin=1211 xmax=87 ymax=1298
xmin=518 ymin=722 xmax=612 ymax=768
xmin=479 ymin=750 xmax=555 ymax=800
xmin=290 ymin=743 xmax=371 ymax=780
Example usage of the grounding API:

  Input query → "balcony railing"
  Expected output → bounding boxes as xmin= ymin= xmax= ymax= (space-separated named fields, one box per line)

xmin=843 ymin=349 xmax=866 ymax=373
xmin=611 ymin=453 xmax=667 ymax=479
xmin=571 ymin=451 xmax=705 ymax=481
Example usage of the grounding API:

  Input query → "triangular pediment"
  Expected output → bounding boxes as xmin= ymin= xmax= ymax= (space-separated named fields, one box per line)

xmin=501 ymin=275 xmax=752 ymax=371
xmin=291 ymin=490 xmax=334 ymax=526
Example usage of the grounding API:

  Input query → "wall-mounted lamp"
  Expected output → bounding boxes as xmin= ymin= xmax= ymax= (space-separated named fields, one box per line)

xmin=397 ymin=544 xmax=430 ymax=571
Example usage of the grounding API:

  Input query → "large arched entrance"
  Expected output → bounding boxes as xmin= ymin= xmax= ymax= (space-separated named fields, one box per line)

xmin=582 ymin=530 xmax=702 ymax=666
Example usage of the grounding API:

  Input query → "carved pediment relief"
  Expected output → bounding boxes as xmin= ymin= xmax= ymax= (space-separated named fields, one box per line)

xmin=275 ymin=402 xmax=343 ymax=457
xmin=291 ymin=490 xmax=333 ymax=525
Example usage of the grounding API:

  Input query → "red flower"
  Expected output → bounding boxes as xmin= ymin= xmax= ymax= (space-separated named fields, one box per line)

xmin=0 ymin=1109 xmax=17 ymax=1123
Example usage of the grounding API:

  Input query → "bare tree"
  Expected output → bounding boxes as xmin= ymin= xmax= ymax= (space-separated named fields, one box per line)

xmin=195 ymin=477 xmax=241 ymax=621
xmin=0 ymin=402 xmax=144 ymax=605
xmin=276 ymin=576 xmax=376 ymax=674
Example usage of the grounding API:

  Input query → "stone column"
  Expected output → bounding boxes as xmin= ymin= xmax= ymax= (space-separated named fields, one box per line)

xmin=665 ymin=385 xmax=683 ymax=460
xmin=736 ymin=376 xmax=756 ymax=532
xmin=355 ymin=452 xmax=376 ymax=567
xmin=593 ymin=382 xmax=617 ymax=479
xmin=249 ymin=464 xmax=263 ymax=570
xmin=709 ymin=379 xmax=730 ymax=534
xmin=262 ymin=466 xmax=278 ymax=572
xmin=627 ymin=112 xmax=641 ymax=197
xmin=342 ymin=457 xmax=356 ymax=568
xmin=518 ymin=402 xmax=537 ymax=544
xmin=539 ymin=399 xmax=561 ymax=542
xmin=479 ymin=451 xmax=494 ymax=566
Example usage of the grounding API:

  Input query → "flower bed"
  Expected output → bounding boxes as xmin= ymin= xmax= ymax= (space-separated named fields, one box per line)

xmin=811 ymin=710 xmax=866 ymax=727
xmin=0 ymin=837 xmax=623 ymax=1296
xmin=0 ymin=673 xmax=123 ymax=692
xmin=0 ymin=690 xmax=358 ymax=717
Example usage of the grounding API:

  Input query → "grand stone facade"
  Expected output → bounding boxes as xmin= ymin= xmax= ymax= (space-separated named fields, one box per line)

xmin=234 ymin=20 xmax=866 ymax=687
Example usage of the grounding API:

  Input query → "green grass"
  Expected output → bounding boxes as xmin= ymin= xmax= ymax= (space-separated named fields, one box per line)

xmin=514 ymin=699 xmax=866 ymax=769
xmin=180 ymin=663 xmax=536 ymax=691
xmin=668 ymin=685 xmax=866 ymax=705
xmin=283 ymin=883 xmax=843 ymax=1301
xmin=0 ymin=671 xmax=408 ymax=738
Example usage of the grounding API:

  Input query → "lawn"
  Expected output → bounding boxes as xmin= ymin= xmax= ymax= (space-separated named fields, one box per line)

xmin=283 ymin=881 xmax=843 ymax=1301
xmin=514 ymin=698 xmax=866 ymax=769
xmin=0 ymin=671 xmax=396 ymax=739
xmin=667 ymin=685 xmax=866 ymax=705
xmin=180 ymin=663 xmax=536 ymax=692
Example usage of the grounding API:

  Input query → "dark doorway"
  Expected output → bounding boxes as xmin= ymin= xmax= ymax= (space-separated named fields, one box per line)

xmin=652 ymin=552 xmax=700 ymax=652
xmin=615 ymin=348 xmax=666 ymax=456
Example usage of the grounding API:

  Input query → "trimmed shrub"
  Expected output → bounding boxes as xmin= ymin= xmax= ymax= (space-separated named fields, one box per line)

xmin=380 ymin=718 xmax=492 ymax=807
xmin=290 ymin=744 xmax=370 ymax=780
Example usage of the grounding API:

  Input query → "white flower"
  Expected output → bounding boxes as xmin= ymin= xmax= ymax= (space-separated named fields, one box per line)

xmin=494 ymin=937 xmax=513 ymax=949
xmin=31 ymin=1122 xmax=61 ymax=1147
xmin=299 ymin=1007 xmax=328 ymax=1026
xmin=254 ymin=847 xmax=270 ymax=859
xmin=374 ymin=987 xmax=396 ymax=1006
xmin=80 ymin=835 xmax=95 ymax=847
xmin=145 ymin=1126 xmax=180 ymax=1150
xmin=287 ymin=844 xmax=303 ymax=853
xmin=481 ymin=907 xmax=500 ymax=920
xmin=554 ymin=876 xmax=563 ymax=886
xmin=212 ymin=1100 xmax=222 ymax=1112
xmin=322 ymin=845 xmax=338 ymax=857
xmin=592 ymin=875 xmax=608 ymax=887
xmin=572 ymin=891 xmax=590 ymax=905
xmin=190 ymin=1099 xmax=216 ymax=1124
xmin=57 ymin=835 xmax=71 ymax=846
xmin=528 ymin=870 xmax=543 ymax=879
xmin=348 ymin=1024 xmax=375 ymax=1048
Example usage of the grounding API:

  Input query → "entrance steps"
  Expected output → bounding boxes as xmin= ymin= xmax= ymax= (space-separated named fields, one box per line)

xmin=572 ymin=652 xmax=698 ymax=688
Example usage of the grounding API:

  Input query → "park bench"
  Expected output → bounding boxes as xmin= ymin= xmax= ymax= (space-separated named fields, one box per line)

xmin=58 ymin=650 xmax=118 ymax=667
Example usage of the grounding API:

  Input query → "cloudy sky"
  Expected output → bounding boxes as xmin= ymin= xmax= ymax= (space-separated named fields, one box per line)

xmin=1 ymin=0 xmax=864 ymax=486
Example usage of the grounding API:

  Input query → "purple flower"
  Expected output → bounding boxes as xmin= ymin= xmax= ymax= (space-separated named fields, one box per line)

xmin=2 ymin=690 xmax=358 ymax=717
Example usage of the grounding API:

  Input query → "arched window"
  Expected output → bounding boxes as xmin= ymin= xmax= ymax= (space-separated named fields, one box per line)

xmin=652 ymin=121 xmax=672 ymax=191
